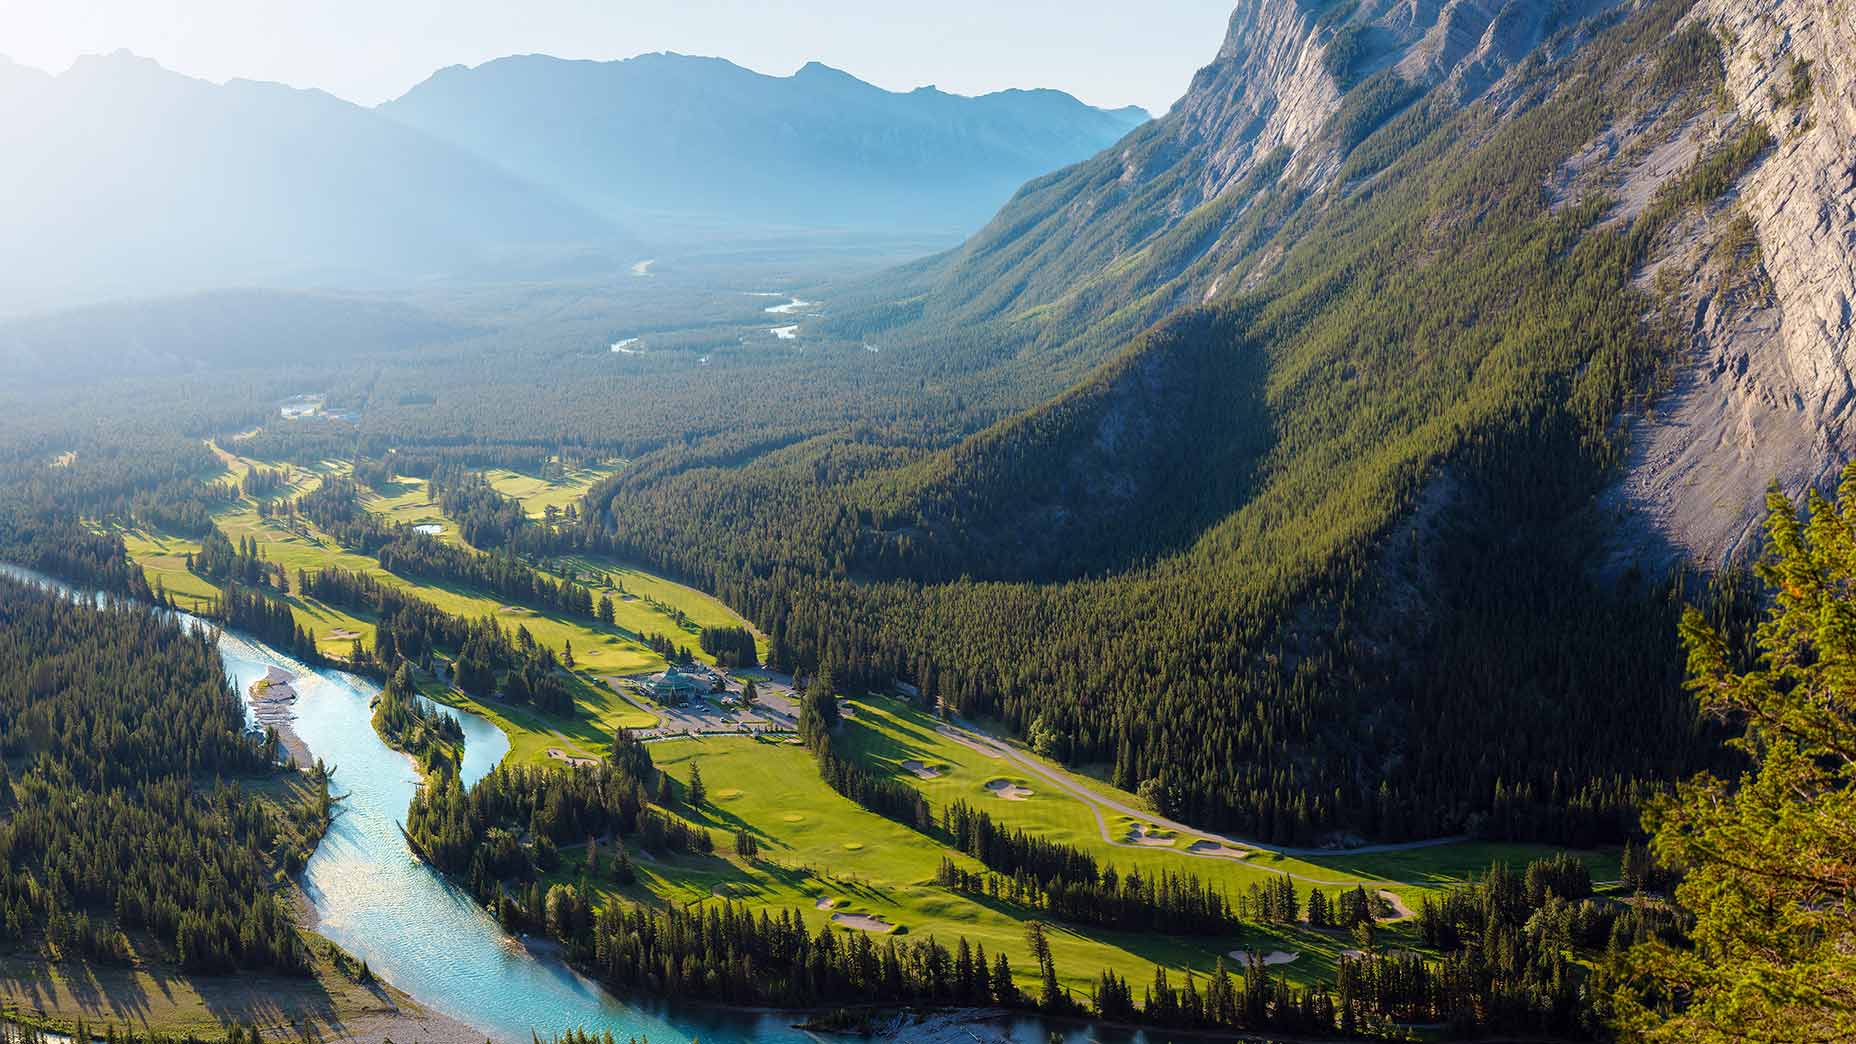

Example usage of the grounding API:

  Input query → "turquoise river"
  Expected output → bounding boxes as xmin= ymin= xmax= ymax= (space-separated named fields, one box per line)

xmin=1 ymin=563 xmax=1168 ymax=1043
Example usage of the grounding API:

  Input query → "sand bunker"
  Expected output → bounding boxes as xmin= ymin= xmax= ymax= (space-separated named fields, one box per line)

xmin=327 ymin=628 xmax=361 ymax=641
xmin=546 ymin=748 xmax=598 ymax=768
xmin=831 ymin=912 xmax=895 ymax=933
xmin=1187 ymin=840 xmax=1252 ymax=859
xmin=984 ymin=778 xmax=1033 ymax=801
xmin=1124 ymin=824 xmax=1176 ymax=847
xmin=1229 ymin=950 xmax=1300 ymax=966
xmin=815 ymin=897 xmax=839 ymax=911
xmin=1378 ymin=889 xmax=1415 ymax=920
xmin=900 ymin=759 xmax=944 ymax=779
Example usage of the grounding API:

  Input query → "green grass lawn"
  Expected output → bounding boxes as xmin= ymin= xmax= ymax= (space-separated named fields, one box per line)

xmin=833 ymin=694 xmax=1622 ymax=910
xmin=419 ymin=671 xmax=656 ymax=766
xmin=577 ymin=734 xmax=1352 ymax=999
xmin=582 ymin=700 xmax=1620 ymax=1001
xmin=549 ymin=553 xmax=768 ymax=662
xmin=360 ymin=476 xmax=470 ymax=547
xmin=112 ymin=452 xmax=781 ymax=767
xmin=483 ymin=463 xmax=622 ymax=519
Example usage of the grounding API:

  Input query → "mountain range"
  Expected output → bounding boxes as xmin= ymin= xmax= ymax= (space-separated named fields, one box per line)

xmin=380 ymin=53 xmax=1150 ymax=234
xmin=0 ymin=51 xmax=1145 ymax=313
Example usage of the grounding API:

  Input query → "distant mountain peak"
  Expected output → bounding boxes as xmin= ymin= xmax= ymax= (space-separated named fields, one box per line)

xmin=380 ymin=52 xmax=1150 ymax=233
xmin=794 ymin=60 xmax=860 ymax=80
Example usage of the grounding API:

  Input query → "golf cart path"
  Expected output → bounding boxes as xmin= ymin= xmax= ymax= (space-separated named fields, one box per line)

xmin=939 ymin=719 xmax=1464 ymax=896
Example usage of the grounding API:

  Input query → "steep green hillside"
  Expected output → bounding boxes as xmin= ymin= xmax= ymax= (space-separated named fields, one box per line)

xmin=586 ymin=0 xmax=1769 ymax=844
xmin=823 ymin=0 xmax=1619 ymax=383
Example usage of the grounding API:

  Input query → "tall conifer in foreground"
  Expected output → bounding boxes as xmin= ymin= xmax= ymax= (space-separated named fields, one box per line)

xmin=1618 ymin=469 xmax=1856 ymax=1041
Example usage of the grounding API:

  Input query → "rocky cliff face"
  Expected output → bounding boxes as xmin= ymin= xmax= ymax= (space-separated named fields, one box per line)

xmin=910 ymin=0 xmax=1619 ymax=331
xmin=1163 ymin=0 xmax=1619 ymax=207
xmin=1603 ymin=0 xmax=1856 ymax=570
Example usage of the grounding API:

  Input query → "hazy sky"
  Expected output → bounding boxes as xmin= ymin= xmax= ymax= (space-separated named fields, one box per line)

xmin=0 ymin=0 xmax=1236 ymax=114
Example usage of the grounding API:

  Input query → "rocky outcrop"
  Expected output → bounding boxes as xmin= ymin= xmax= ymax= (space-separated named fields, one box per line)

xmin=1603 ymin=0 xmax=1856 ymax=571
xmin=913 ymin=0 xmax=1624 ymax=333
xmin=1180 ymin=0 xmax=1620 ymax=202
xmin=1708 ymin=0 xmax=1856 ymax=430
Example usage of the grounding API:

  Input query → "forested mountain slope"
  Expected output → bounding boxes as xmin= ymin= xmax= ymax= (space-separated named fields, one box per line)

xmin=584 ymin=0 xmax=1840 ymax=845
xmin=822 ymin=0 xmax=1622 ymax=370
xmin=380 ymin=53 xmax=1148 ymax=234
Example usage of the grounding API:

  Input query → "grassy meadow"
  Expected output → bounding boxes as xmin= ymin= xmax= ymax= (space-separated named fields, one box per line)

xmin=559 ymin=692 xmax=1622 ymax=1000
xmin=110 ymin=451 xmax=778 ymax=764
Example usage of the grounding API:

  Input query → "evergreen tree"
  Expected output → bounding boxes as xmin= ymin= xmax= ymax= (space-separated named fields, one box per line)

xmin=1618 ymin=475 xmax=1856 ymax=1042
xmin=1025 ymin=920 xmax=1061 ymax=1012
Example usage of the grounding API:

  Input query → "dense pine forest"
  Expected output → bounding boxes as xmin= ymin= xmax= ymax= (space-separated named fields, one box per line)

xmin=0 ymin=574 xmax=326 ymax=973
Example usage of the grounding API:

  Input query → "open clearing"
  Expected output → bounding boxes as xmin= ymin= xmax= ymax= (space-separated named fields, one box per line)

xmin=837 ymin=696 xmax=1622 ymax=909
xmin=593 ymin=734 xmax=1281 ymax=999
xmin=584 ymin=706 xmax=1626 ymax=1002
xmin=482 ymin=464 xmax=622 ymax=519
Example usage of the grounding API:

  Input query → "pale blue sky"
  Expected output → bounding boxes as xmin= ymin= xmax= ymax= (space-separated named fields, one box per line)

xmin=0 ymin=0 xmax=1236 ymax=114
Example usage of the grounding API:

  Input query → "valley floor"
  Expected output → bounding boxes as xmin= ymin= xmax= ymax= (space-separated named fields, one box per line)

xmin=105 ymin=446 xmax=1624 ymax=1020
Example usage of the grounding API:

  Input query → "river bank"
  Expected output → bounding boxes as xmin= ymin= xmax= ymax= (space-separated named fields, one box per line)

xmin=0 ymin=947 xmax=484 ymax=1044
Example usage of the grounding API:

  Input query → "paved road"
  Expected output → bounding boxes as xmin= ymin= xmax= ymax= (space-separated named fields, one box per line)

xmin=940 ymin=718 xmax=1463 ymax=899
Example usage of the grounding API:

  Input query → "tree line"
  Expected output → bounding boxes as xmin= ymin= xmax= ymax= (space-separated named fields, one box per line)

xmin=299 ymin=565 xmax=576 ymax=716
